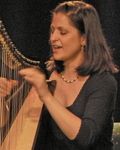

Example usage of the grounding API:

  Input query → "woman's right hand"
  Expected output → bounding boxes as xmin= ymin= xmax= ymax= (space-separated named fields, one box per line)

xmin=0 ymin=78 xmax=18 ymax=98
xmin=0 ymin=78 xmax=18 ymax=127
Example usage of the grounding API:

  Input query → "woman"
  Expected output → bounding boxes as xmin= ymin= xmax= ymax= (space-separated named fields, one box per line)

xmin=1 ymin=1 xmax=118 ymax=149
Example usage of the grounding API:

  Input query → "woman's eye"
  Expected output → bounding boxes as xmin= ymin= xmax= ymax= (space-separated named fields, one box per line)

xmin=60 ymin=32 xmax=67 ymax=35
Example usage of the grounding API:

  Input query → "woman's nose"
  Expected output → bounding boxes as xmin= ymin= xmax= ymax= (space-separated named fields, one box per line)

xmin=50 ymin=31 xmax=59 ymax=42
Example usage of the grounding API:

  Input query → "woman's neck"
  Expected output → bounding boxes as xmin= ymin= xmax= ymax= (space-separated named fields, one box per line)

xmin=62 ymin=63 xmax=78 ymax=79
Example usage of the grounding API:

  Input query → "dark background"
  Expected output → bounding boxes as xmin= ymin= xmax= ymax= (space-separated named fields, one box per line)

xmin=0 ymin=0 xmax=120 ymax=121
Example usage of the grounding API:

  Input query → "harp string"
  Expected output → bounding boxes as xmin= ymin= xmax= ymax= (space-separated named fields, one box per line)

xmin=0 ymin=19 xmax=41 ymax=150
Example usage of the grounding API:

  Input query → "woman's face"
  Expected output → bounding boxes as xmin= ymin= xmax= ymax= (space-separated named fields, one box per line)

xmin=50 ymin=12 xmax=85 ymax=64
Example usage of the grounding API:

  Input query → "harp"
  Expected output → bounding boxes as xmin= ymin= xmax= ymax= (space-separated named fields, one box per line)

xmin=0 ymin=20 xmax=42 ymax=150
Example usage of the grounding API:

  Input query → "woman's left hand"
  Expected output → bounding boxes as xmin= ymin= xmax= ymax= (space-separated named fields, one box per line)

xmin=45 ymin=56 xmax=55 ymax=72
xmin=19 ymin=67 xmax=50 ymax=100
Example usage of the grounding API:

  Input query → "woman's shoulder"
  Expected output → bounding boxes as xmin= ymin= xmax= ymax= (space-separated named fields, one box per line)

xmin=92 ymin=71 xmax=117 ymax=83
xmin=81 ymin=72 xmax=117 ymax=99
xmin=87 ymin=71 xmax=117 ymax=91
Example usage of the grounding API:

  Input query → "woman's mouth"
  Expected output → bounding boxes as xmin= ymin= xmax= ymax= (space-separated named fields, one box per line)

xmin=52 ymin=44 xmax=62 ymax=49
xmin=52 ymin=45 xmax=63 ymax=53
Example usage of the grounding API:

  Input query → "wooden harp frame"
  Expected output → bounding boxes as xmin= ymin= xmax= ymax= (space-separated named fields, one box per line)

xmin=0 ymin=19 xmax=42 ymax=150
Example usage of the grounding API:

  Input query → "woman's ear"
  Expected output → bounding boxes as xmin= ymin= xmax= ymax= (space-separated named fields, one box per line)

xmin=81 ymin=35 xmax=86 ymax=51
xmin=81 ymin=35 xmax=86 ymax=46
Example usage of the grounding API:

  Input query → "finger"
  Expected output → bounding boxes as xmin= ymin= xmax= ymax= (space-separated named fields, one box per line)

xmin=46 ymin=63 xmax=52 ymax=68
xmin=46 ymin=66 xmax=53 ymax=71
xmin=6 ymin=82 xmax=14 ymax=91
xmin=0 ymin=85 xmax=12 ymax=95
xmin=0 ymin=82 xmax=8 ymax=90
xmin=19 ymin=68 xmax=37 ymax=75
xmin=19 ymin=68 xmax=44 ymax=78
xmin=0 ymin=89 xmax=9 ymax=97
xmin=19 ymin=68 xmax=29 ymax=76
xmin=9 ymin=80 xmax=18 ymax=86
xmin=45 ymin=61 xmax=54 ymax=68
xmin=45 ymin=60 xmax=54 ymax=65
xmin=0 ymin=78 xmax=8 ymax=87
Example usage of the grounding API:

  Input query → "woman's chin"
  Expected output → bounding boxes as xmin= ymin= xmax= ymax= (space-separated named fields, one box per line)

xmin=53 ymin=55 xmax=63 ymax=61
